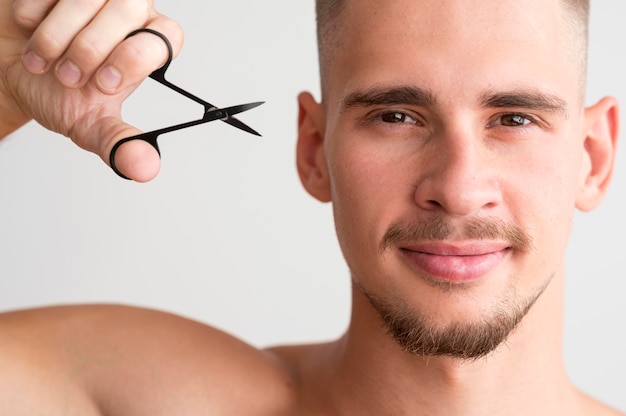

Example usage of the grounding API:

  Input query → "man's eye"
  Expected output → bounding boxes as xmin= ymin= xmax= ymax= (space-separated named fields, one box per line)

xmin=494 ymin=114 xmax=533 ymax=127
xmin=380 ymin=112 xmax=418 ymax=124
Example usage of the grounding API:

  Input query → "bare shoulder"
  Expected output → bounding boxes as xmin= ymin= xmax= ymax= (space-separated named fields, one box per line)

xmin=0 ymin=304 xmax=297 ymax=416
xmin=577 ymin=390 xmax=626 ymax=416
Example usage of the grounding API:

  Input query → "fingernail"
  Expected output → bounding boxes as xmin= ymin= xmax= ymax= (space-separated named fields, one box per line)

xmin=98 ymin=65 xmax=122 ymax=91
xmin=57 ymin=60 xmax=82 ymax=86
xmin=23 ymin=51 xmax=47 ymax=73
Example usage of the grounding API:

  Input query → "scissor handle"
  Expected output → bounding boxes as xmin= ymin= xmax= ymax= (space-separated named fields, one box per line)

xmin=127 ymin=28 xmax=210 ymax=108
xmin=109 ymin=29 xmax=172 ymax=180
xmin=109 ymin=28 xmax=264 ymax=180
xmin=126 ymin=28 xmax=174 ymax=84
xmin=109 ymin=131 xmax=161 ymax=180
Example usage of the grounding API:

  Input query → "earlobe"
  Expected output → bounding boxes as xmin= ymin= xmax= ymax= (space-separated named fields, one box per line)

xmin=296 ymin=91 xmax=331 ymax=202
xmin=576 ymin=96 xmax=620 ymax=212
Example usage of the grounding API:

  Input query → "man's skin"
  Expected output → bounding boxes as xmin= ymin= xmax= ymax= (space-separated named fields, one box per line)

xmin=0 ymin=0 xmax=623 ymax=415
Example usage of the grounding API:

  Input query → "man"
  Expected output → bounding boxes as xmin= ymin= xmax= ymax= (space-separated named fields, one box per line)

xmin=0 ymin=0 xmax=622 ymax=415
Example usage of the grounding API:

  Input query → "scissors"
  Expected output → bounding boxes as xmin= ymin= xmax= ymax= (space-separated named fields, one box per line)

xmin=109 ymin=28 xmax=264 ymax=179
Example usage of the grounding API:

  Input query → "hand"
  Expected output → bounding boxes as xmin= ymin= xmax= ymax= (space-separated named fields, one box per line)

xmin=0 ymin=0 xmax=184 ymax=182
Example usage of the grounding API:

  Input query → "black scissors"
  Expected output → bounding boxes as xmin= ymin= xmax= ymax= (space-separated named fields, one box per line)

xmin=109 ymin=28 xmax=264 ymax=179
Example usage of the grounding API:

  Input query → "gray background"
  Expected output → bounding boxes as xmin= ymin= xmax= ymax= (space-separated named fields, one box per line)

xmin=0 ymin=1 xmax=624 ymax=411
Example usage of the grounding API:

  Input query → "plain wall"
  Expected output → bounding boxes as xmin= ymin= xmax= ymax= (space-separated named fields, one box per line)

xmin=0 ymin=0 xmax=624 ymax=411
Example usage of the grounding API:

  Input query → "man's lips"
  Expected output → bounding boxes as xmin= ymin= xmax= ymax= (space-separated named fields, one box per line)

xmin=399 ymin=242 xmax=511 ymax=282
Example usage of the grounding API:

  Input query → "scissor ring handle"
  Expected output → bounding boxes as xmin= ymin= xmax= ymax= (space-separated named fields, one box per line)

xmin=109 ymin=28 xmax=173 ymax=180
xmin=125 ymin=28 xmax=174 ymax=81
xmin=109 ymin=137 xmax=137 ymax=180
xmin=109 ymin=132 xmax=161 ymax=180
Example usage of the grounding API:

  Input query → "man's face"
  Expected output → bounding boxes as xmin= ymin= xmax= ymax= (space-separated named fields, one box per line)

xmin=319 ymin=0 xmax=588 ymax=356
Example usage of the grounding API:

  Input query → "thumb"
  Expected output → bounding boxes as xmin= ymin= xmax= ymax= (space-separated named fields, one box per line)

xmin=73 ymin=115 xmax=161 ymax=182
xmin=108 ymin=128 xmax=162 ymax=182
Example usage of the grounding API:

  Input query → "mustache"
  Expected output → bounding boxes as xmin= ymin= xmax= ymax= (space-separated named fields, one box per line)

xmin=380 ymin=216 xmax=534 ymax=253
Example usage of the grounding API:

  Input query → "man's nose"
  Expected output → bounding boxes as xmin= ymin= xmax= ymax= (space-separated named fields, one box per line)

xmin=413 ymin=127 xmax=503 ymax=217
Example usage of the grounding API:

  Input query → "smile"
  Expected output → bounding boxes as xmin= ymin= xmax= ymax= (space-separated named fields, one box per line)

xmin=399 ymin=242 xmax=511 ymax=283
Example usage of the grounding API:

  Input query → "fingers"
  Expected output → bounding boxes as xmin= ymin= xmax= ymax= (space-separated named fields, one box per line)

xmin=95 ymin=16 xmax=184 ymax=93
xmin=19 ymin=0 xmax=184 ymax=91
xmin=108 ymin=139 xmax=161 ymax=183
xmin=12 ymin=0 xmax=56 ymax=36
xmin=13 ymin=0 xmax=184 ymax=181
xmin=19 ymin=0 xmax=110 ymax=74
xmin=72 ymin=115 xmax=162 ymax=182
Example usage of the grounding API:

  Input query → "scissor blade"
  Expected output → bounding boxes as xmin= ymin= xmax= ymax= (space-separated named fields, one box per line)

xmin=204 ymin=102 xmax=264 ymax=136
xmin=225 ymin=117 xmax=262 ymax=137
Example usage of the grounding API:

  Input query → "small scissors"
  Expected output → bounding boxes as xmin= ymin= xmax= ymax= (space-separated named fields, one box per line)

xmin=109 ymin=28 xmax=264 ymax=179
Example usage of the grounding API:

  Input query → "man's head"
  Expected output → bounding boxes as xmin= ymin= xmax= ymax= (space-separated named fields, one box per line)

xmin=297 ymin=0 xmax=617 ymax=359
xmin=315 ymin=0 xmax=590 ymax=101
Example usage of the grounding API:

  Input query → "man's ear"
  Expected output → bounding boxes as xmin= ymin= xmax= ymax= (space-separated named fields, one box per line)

xmin=576 ymin=96 xmax=620 ymax=212
xmin=296 ymin=91 xmax=331 ymax=202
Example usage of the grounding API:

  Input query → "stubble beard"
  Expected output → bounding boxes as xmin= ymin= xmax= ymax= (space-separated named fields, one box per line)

xmin=361 ymin=279 xmax=548 ymax=360
xmin=358 ymin=215 xmax=549 ymax=360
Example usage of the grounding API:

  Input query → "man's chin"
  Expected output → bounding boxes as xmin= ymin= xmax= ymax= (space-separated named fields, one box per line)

xmin=362 ymin=284 xmax=547 ymax=360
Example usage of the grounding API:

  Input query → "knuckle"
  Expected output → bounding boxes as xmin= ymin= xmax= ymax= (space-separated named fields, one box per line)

xmin=31 ymin=28 xmax=65 ymax=60
xmin=135 ymin=0 xmax=152 ymax=21
xmin=12 ymin=0 xmax=39 ymax=32
xmin=112 ymin=0 xmax=151 ymax=23
xmin=162 ymin=19 xmax=185 ymax=55
xmin=145 ymin=16 xmax=184 ymax=60
xmin=124 ymin=39 xmax=154 ymax=72
xmin=74 ymin=0 xmax=106 ymax=12
xmin=71 ymin=34 xmax=107 ymax=65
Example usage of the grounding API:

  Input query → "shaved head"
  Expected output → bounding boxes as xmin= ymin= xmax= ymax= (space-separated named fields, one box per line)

xmin=314 ymin=0 xmax=590 ymax=100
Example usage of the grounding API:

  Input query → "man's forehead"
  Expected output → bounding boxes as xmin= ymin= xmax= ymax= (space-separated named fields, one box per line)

xmin=334 ymin=0 xmax=572 ymax=83
xmin=340 ymin=0 xmax=566 ymax=41
xmin=322 ymin=0 xmax=583 ymax=112
xmin=341 ymin=0 xmax=564 ymax=14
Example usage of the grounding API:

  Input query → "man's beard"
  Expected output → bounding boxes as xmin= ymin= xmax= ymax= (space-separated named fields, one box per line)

xmin=360 ymin=215 xmax=548 ymax=360
xmin=361 ymin=281 xmax=547 ymax=360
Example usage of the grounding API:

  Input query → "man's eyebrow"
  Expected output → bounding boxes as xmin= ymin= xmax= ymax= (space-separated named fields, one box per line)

xmin=340 ymin=86 xmax=569 ymax=118
xmin=341 ymin=86 xmax=438 ymax=111
xmin=479 ymin=90 xmax=570 ymax=118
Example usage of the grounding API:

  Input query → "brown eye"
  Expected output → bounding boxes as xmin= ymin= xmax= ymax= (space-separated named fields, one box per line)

xmin=498 ymin=114 xmax=531 ymax=127
xmin=381 ymin=112 xmax=417 ymax=124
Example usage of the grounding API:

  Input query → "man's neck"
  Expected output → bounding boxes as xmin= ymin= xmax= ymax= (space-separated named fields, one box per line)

xmin=318 ymin=275 xmax=581 ymax=416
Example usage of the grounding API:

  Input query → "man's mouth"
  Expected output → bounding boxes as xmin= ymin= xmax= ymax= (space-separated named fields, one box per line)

xmin=399 ymin=242 xmax=511 ymax=283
